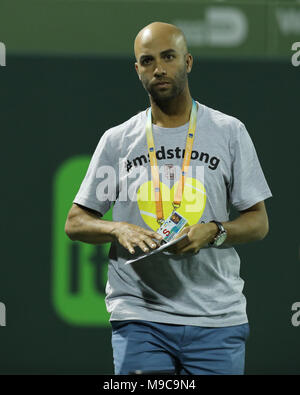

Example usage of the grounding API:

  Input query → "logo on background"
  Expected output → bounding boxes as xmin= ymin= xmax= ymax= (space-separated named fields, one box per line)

xmin=0 ymin=42 xmax=6 ymax=67
xmin=53 ymin=157 xmax=111 ymax=327
xmin=174 ymin=7 xmax=248 ymax=47
xmin=276 ymin=8 xmax=300 ymax=35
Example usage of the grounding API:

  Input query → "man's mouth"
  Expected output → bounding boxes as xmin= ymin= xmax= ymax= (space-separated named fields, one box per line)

xmin=155 ymin=81 xmax=170 ymax=88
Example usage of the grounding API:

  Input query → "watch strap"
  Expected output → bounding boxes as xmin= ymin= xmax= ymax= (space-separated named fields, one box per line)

xmin=209 ymin=220 xmax=226 ymax=246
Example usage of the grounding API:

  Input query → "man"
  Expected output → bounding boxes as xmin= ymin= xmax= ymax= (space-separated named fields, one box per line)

xmin=65 ymin=22 xmax=272 ymax=375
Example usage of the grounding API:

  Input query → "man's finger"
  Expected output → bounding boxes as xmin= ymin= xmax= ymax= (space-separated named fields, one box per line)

xmin=143 ymin=236 xmax=160 ymax=249
xmin=179 ymin=244 xmax=197 ymax=254
xmin=125 ymin=241 xmax=135 ymax=254
xmin=173 ymin=235 xmax=191 ymax=250
xmin=152 ymin=232 xmax=163 ymax=241
xmin=141 ymin=228 xmax=163 ymax=241
xmin=179 ymin=226 xmax=191 ymax=235
xmin=136 ymin=240 xmax=150 ymax=253
xmin=151 ymin=233 xmax=164 ymax=243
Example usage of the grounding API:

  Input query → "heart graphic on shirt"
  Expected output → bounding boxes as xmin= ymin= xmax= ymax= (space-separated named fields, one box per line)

xmin=136 ymin=177 xmax=206 ymax=231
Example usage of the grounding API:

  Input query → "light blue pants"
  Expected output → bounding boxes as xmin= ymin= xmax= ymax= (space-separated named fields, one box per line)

xmin=111 ymin=320 xmax=250 ymax=375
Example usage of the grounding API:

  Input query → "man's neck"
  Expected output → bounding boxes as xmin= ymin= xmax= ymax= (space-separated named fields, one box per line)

xmin=150 ymin=90 xmax=193 ymax=128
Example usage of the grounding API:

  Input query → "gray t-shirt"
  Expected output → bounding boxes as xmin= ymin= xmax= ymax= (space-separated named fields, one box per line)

xmin=73 ymin=101 xmax=272 ymax=327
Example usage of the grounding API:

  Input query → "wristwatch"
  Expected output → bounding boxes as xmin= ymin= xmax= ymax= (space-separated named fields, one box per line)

xmin=209 ymin=221 xmax=227 ymax=247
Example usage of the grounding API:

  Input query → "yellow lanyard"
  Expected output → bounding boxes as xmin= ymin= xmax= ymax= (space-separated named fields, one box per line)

xmin=146 ymin=99 xmax=198 ymax=224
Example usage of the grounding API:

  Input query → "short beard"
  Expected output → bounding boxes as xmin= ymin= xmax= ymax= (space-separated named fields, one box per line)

xmin=142 ymin=66 xmax=187 ymax=108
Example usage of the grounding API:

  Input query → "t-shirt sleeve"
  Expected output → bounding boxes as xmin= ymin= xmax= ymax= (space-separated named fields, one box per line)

xmin=73 ymin=130 xmax=118 ymax=216
xmin=229 ymin=121 xmax=272 ymax=211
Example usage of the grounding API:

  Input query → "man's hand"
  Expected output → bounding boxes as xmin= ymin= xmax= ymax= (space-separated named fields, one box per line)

xmin=166 ymin=201 xmax=269 ymax=255
xmin=167 ymin=223 xmax=217 ymax=255
xmin=111 ymin=222 xmax=163 ymax=254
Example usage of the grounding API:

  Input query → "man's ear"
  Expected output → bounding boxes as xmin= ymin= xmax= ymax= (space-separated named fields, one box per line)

xmin=186 ymin=53 xmax=193 ymax=74
xmin=135 ymin=62 xmax=141 ymax=80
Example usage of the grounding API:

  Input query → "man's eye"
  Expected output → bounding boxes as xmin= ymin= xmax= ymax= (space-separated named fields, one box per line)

xmin=165 ymin=54 xmax=174 ymax=60
xmin=142 ymin=58 xmax=152 ymax=65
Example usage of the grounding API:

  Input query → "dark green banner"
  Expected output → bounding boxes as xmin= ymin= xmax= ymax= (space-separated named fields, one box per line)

xmin=1 ymin=0 xmax=300 ymax=59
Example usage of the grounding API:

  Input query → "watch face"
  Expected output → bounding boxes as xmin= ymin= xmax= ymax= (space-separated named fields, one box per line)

xmin=215 ymin=232 xmax=227 ymax=246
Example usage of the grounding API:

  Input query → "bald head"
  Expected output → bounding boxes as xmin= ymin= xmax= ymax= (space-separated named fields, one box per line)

xmin=134 ymin=22 xmax=193 ymax=105
xmin=134 ymin=22 xmax=188 ymax=61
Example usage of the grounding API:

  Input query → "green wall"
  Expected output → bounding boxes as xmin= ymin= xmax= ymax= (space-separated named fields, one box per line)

xmin=0 ymin=54 xmax=299 ymax=374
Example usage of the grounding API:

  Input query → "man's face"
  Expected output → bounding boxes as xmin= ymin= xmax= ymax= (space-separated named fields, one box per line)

xmin=135 ymin=34 xmax=191 ymax=103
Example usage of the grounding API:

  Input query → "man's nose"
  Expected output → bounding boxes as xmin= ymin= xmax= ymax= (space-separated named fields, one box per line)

xmin=154 ymin=61 xmax=166 ymax=77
